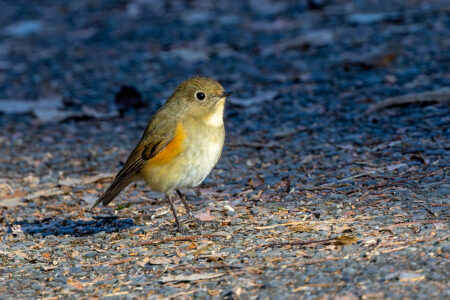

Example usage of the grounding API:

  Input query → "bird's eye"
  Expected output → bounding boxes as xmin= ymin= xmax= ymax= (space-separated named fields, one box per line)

xmin=195 ymin=91 xmax=206 ymax=101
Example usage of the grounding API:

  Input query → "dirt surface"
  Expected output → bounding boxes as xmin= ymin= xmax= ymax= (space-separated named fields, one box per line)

xmin=0 ymin=0 xmax=449 ymax=299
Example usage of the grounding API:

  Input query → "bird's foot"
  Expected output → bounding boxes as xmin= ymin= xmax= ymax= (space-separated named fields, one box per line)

xmin=188 ymin=212 xmax=201 ymax=227
xmin=175 ymin=224 xmax=187 ymax=234
xmin=180 ymin=212 xmax=201 ymax=228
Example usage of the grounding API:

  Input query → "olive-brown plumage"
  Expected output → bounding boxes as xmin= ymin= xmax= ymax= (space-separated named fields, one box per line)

xmin=91 ymin=76 xmax=232 ymax=231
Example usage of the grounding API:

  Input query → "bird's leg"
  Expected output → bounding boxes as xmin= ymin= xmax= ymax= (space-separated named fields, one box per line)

xmin=176 ymin=189 xmax=193 ymax=215
xmin=176 ymin=189 xmax=199 ymax=226
xmin=166 ymin=192 xmax=182 ymax=232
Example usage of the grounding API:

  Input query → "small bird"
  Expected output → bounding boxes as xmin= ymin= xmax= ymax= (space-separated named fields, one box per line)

xmin=91 ymin=76 xmax=232 ymax=231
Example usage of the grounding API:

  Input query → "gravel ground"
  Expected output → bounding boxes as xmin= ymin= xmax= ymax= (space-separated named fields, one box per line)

xmin=0 ymin=0 xmax=449 ymax=299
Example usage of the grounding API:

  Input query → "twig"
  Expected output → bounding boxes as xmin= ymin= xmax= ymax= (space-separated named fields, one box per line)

xmin=419 ymin=203 xmax=438 ymax=217
xmin=254 ymin=216 xmax=374 ymax=231
xmin=0 ymin=188 xmax=65 ymax=207
xmin=376 ymin=236 xmax=450 ymax=254
xmin=109 ymin=257 xmax=136 ymax=265
xmin=127 ymin=198 xmax=167 ymax=206
xmin=284 ymin=257 xmax=343 ymax=267
xmin=255 ymin=220 xmax=307 ymax=230
xmin=292 ymin=282 xmax=345 ymax=292
xmin=295 ymin=184 xmax=349 ymax=191
xmin=379 ymin=246 xmax=409 ymax=254
xmin=167 ymin=263 xmax=241 ymax=272
xmin=372 ymin=170 xmax=440 ymax=188
xmin=296 ymin=164 xmax=408 ymax=190
xmin=338 ymin=171 xmax=377 ymax=182
xmin=136 ymin=234 xmax=228 ymax=246
xmin=338 ymin=163 xmax=407 ymax=183
xmin=378 ymin=235 xmax=449 ymax=248
xmin=159 ymin=272 xmax=228 ymax=283
xmin=357 ymin=198 xmax=391 ymax=211
xmin=365 ymin=87 xmax=450 ymax=114
xmin=343 ymin=170 xmax=440 ymax=194
xmin=58 ymin=172 xmax=115 ymax=187
xmin=109 ymin=249 xmax=163 ymax=265
xmin=380 ymin=219 xmax=447 ymax=230
xmin=248 ymin=238 xmax=333 ymax=251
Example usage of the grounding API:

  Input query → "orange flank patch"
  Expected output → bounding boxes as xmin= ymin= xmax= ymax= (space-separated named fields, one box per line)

xmin=148 ymin=122 xmax=185 ymax=165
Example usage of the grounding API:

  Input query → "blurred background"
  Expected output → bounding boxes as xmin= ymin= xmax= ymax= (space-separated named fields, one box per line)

xmin=1 ymin=0 xmax=449 ymax=187
xmin=1 ymin=0 xmax=449 ymax=196
xmin=1 ymin=0 xmax=448 ymax=126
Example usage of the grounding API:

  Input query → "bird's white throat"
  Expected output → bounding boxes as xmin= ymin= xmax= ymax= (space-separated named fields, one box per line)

xmin=204 ymin=99 xmax=224 ymax=127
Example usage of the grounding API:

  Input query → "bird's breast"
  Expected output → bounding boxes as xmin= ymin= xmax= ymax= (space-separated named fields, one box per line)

xmin=178 ymin=123 xmax=225 ymax=187
xmin=141 ymin=121 xmax=224 ymax=192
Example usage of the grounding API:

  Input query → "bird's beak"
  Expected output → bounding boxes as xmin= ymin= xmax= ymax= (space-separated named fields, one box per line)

xmin=222 ymin=91 xmax=234 ymax=97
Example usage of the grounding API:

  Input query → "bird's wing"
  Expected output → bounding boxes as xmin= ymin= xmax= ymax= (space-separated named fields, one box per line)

xmin=91 ymin=111 xmax=178 ymax=208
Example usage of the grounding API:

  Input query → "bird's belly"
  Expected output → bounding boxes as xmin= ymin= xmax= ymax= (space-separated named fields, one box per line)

xmin=180 ymin=140 xmax=223 ymax=187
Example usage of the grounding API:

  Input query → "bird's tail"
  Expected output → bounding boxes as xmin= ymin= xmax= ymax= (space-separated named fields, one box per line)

xmin=91 ymin=176 xmax=134 ymax=209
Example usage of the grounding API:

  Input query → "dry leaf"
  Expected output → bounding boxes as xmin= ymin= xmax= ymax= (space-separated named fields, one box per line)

xmin=208 ymin=289 xmax=222 ymax=296
xmin=398 ymin=272 xmax=425 ymax=282
xmin=14 ymin=251 xmax=28 ymax=259
xmin=136 ymin=257 xmax=149 ymax=267
xmin=256 ymin=220 xmax=305 ymax=230
xmin=149 ymin=256 xmax=181 ymax=265
xmin=335 ymin=235 xmax=358 ymax=246
xmin=93 ymin=248 xmax=107 ymax=253
xmin=41 ymin=265 xmax=57 ymax=272
xmin=313 ymin=223 xmax=331 ymax=232
xmin=109 ymin=257 xmax=135 ymax=265
xmin=268 ymin=257 xmax=283 ymax=263
xmin=103 ymin=292 xmax=129 ymax=297
xmin=324 ymin=244 xmax=338 ymax=251
xmin=342 ymin=211 xmax=356 ymax=218
xmin=193 ymin=243 xmax=213 ymax=256
xmin=289 ymin=224 xmax=315 ymax=232
xmin=186 ymin=242 xmax=197 ymax=250
xmin=0 ymin=191 xmax=25 ymax=201
xmin=58 ymin=173 xmax=114 ymax=187
xmin=194 ymin=208 xmax=216 ymax=222
xmin=293 ymin=282 xmax=345 ymax=292
xmin=333 ymin=293 xmax=359 ymax=300
xmin=201 ymin=253 xmax=228 ymax=261
xmin=246 ymin=267 xmax=264 ymax=274
xmin=248 ymin=176 xmax=265 ymax=188
xmin=334 ymin=224 xmax=352 ymax=234
xmin=234 ymin=286 xmax=243 ymax=297
xmin=0 ymin=188 xmax=64 ymax=207
xmin=160 ymin=272 xmax=226 ymax=283
xmin=342 ymin=44 xmax=400 ymax=70
xmin=362 ymin=292 xmax=385 ymax=299
xmin=67 ymin=278 xmax=85 ymax=289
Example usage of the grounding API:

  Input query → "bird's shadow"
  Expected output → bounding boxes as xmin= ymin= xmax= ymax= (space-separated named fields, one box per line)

xmin=9 ymin=216 xmax=135 ymax=237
